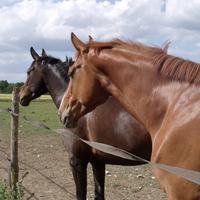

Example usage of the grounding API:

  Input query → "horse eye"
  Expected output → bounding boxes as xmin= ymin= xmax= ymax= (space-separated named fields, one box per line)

xmin=27 ymin=67 xmax=35 ymax=75
xmin=68 ymin=68 xmax=74 ymax=77
xmin=68 ymin=65 xmax=81 ymax=77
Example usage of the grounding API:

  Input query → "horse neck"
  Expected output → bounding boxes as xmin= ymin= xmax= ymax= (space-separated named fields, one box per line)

xmin=42 ymin=64 xmax=68 ymax=108
xmin=94 ymin=52 xmax=168 ymax=136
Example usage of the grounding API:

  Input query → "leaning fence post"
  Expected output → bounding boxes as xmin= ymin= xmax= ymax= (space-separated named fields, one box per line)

xmin=9 ymin=87 xmax=19 ymax=197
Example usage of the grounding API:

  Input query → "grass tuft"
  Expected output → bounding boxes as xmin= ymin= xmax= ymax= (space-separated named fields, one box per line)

xmin=0 ymin=181 xmax=24 ymax=200
xmin=0 ymin=95 xmax=61 ymax=135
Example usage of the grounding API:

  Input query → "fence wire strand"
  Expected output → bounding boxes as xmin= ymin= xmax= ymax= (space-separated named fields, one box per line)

xmin=0 ymin=107 xmax=76 ymax=199
xmin=1 ymin=102 xmax=200 ymax=199
xmin=0 ymin=145 xmax=76 ymax=199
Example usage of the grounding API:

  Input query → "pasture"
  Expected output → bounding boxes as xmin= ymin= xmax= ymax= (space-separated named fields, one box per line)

xmin=0 ymin=94 xmax=166 ymax=199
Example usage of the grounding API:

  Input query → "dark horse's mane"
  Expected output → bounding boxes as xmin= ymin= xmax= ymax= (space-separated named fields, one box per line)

xmin=40 ymin=55 xmax=72 ymax=81
xmin=86 ymin=39 xmax=200 ymax=85
xmin=41 ymin=55 xmax=62 ymax=65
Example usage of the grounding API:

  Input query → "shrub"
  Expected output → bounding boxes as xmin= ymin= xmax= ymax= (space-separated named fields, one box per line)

xmin=0 ymin=181 xmax=24 ymax=200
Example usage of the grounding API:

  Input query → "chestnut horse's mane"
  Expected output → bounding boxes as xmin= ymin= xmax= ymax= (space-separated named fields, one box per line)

xmin=87 ymin=39 xmax=200 ymax=85
xmin=87 ymin=39 xmax=163 ymax=55
xmin=153 ymin=51 xmax=200 ymax=84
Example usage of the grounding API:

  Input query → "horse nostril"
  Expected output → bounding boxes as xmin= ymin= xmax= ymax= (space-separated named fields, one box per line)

xmin=59 ymin=111 xmax=67 ymax=124
xmin=60 ymin=111 xmax=72 ymax=127
xmin=20 ymin=97 xmax=24 ymax=104
xmin=63 ymin=115 xmax=67 ymax=125
xmin=61 ymin=114 xmax=69 ymax=126
xmin=19 ymin=96 xmax=29 ymax=106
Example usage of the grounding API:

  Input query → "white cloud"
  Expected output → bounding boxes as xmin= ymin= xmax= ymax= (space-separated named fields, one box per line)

xmin=0 ymin=0 xmax=200 ymax=82
xmin=0 ymin=72 xmax=26 ymax=82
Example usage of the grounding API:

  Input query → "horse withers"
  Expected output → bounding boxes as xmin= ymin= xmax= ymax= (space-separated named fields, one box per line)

xmin=59 ymin=33 xmax=200 ymax=200
xmin=19 ymin=47 xmax=151 ymax=200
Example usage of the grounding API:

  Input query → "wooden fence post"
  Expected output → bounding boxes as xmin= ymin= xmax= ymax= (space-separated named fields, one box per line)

xmin=10 ymin=87 xmax=19 ymax=197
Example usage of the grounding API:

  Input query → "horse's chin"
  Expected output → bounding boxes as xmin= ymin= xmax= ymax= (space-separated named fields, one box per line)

xmin=64 ymin=120 xmax=77 ymax=128
xmin=62 ymin=114 xmax=77 ymax=128
xmin=20 ymin=97 xmax=31 ymax=106
xmin=59 ymin=101 xmax=86 ymax=128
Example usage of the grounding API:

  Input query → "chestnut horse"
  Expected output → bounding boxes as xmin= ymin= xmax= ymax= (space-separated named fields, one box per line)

xmin=59 ymin=33 xmax=200 ymax=200
xmin=19 ymin=47 xmax=151 ymax=200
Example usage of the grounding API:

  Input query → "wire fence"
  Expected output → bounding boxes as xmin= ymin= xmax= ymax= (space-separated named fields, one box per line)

xmin=0 ymin=89 xmax=76 ymax=200
xmin=0 ymin=146 xmax=75 ymax=200
xmin=1 ymin=89 xmax=200 ymax=200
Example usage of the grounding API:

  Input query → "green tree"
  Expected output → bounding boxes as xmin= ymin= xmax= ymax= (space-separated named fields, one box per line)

xmin=0 ymin=80 xmax=24 ymax=93
xmin=0 ymin=80 xmax=9 ymax=93
xmin=15 ymin=82 xmax=24 ymax=89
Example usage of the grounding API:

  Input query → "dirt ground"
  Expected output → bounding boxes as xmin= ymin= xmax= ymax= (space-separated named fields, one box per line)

xmin=0 ymin=131 xmax=166 ymax=200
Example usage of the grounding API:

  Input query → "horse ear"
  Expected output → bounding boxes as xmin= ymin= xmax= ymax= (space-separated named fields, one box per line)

xmin=30 ymin=47 xmax=40 ymax=60
xmin=42 ymin=48 xmax=47 ymax=57
xmin=71 ymin=32 xmax=87 ymax=52
xmin=162 ymin=40 xmax=171 ymax=53
xmin=89 ymin=35 xmax=93 ymax=42
xmin=69 ymin=57 xmax=74 ymax=66
xmin=66 ymin=56 xmax=68 ymax=63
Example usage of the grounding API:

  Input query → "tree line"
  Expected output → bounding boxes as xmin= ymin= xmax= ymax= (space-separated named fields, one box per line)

xmin=0 ymin=80 xmax=24 ymax=93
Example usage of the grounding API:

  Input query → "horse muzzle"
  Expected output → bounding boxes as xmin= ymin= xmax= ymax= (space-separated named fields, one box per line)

xmin=59 ymin=109 xmax=77 ymax=128
xmin=19 ymin=91 xmax=36 ymax=106
xmin=20 ymin=96 xmax=30 ymax=106
xmin=19 ymin=86 xmax=36 ymax=106
xmin=59 ymin=104 xmax=79 ymax=128
xmin=59 ymin=101 xmax=86 ymax=128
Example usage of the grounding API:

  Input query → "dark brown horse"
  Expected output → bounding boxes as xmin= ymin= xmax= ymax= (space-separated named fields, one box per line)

xmin=19 ymin=47 xmax=151 ymax=200
xmin=59 ymin=33 xmax=200 ymax=200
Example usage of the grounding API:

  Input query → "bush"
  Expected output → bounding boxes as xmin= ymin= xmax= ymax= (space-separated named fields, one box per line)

xmin=0 ymin=81 xmax=24 ymax=94
xmin=0 ymin=181 xmax=24 ymax=200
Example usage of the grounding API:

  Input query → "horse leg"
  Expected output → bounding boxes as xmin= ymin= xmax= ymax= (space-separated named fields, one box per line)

xmin=91 ymin=161 xmax=105 ymax=200
xmin=69 ymin=156 xmax=88 ymax=200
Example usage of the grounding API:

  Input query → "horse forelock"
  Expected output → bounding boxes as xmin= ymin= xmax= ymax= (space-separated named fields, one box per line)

xmin=86 ymin=39 xmax=164 ymax=55
xmin=41 ymin=56 xmax=61 ymax=65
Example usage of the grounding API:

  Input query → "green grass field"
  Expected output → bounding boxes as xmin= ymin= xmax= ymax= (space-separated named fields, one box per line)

xmin=0 ymin=94 xmax=165 ymax=200
xmin=0 ymin=94 xmax=51 ymax=102
xmin=0 ymin=94 xmax=62 ymax=135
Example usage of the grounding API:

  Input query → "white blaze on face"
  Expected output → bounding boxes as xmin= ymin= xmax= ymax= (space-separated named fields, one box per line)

xmin=60 ymin=91 xmax=67 ymax=112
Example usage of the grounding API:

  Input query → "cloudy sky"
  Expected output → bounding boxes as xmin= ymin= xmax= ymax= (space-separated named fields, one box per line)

xmin=0 ymin=0 xmax=200 ymax=82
